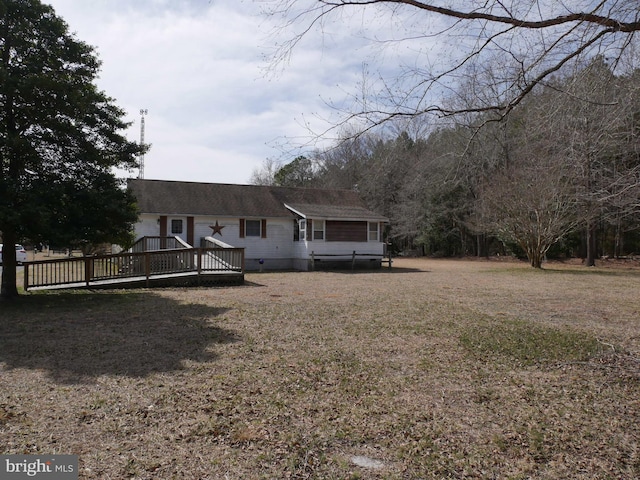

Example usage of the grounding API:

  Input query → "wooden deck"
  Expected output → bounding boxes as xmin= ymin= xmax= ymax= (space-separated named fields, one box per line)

xmin=24 ymin=245 xmax=245 ymax=291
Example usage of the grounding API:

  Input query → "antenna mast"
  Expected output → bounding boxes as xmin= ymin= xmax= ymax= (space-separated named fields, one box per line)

xmin=138 ymin=109 xmax=148 ymax=179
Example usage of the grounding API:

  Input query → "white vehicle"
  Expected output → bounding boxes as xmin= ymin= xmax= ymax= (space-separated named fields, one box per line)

xmin=0 ymin=244 xmax=28 ymax=264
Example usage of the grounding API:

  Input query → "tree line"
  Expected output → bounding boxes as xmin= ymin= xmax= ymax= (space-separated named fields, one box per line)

xmin=252 ymin=57 xmax=640 ymax=267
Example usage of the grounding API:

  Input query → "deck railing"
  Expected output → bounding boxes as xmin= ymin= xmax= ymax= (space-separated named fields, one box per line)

xmin=24 ymin=247 xmax=244 ymax=291
xmin=131 ymin=236 xmax=189 ymax=253
xmin=201 ymin=235 xmax=234 ymax=249
xmin=309 ymin=250 xmax=392 ymax=270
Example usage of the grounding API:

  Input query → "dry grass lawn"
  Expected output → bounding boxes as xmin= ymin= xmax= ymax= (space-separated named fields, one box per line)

xmin=1 ymin=257 xmax=639 ymax=479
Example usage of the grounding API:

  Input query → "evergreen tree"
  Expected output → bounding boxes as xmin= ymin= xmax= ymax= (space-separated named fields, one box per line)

xmin=0 ymin=0 xmax=144 ymax=298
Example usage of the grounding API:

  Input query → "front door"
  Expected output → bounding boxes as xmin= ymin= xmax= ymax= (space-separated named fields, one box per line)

xmin=169 ymin=217 xmax=188 ymax=244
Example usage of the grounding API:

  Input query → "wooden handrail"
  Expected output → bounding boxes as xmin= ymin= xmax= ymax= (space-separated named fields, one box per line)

xmin=309 ymin=250 xmax=390 ymax=271
xmin=24 ymin=247 xmax=245 ymax=291
xmin=131 ymin=236 xmax=188 ymax=253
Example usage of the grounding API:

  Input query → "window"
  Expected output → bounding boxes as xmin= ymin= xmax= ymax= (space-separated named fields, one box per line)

xmin=171 ymin=219 xmax=183 ymax=234
xmin=368 ymin=222 xmax=379 ymax=241
xmin=326 ymin=221 xmax=367 ymax=242
xmin=293 ymin=219 xmax=301 ymax=241
xmin=299 ymin=219 xmax=306 ymax=241
xmin=240 ymin=218 xmax=267 ymax=238
xmin=313 ymin=220 xmax=325 ymax=240
xmin=245 ymin=219 xmax=261 ymax=237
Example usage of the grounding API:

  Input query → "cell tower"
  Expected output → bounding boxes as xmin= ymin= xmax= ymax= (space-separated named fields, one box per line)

xmin=138 ymin=109 xmax=148 ymax=179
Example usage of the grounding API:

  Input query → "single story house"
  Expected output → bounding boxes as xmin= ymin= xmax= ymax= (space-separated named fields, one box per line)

xmin=128 ymin=179 xmax=389 ymax=271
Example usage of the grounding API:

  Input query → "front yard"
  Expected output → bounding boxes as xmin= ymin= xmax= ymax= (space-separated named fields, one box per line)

xmin=1 ymin=258 xmax=638 ymax=478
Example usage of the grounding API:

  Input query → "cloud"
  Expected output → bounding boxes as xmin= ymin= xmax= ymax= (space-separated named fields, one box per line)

xmin=44 ymin=0 xmax=447 ymax=184
xmin=44 ymin=0 xmax=325 ymax=183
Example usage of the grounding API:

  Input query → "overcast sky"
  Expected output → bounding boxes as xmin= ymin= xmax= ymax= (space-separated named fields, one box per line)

xmin=44 ymin=0 xmax=388 ymax=184
xmin=41 ymin=1 xmax=610 ymax=185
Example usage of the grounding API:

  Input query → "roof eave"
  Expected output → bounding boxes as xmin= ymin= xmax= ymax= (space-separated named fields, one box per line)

xmin=283 ymin=204 xmax=307 ymax=218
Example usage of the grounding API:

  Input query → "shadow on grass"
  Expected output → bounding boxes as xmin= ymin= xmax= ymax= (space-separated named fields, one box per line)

xmin=302 ymin=264 xmax=427 ymax=275
xmin=0 ymin=291 xmax=238 ymax=384
xmin=325 ymin=266 xmax=427 ymax=275
xmin=540 ymin=267 xmax=640 ymax=277
xmin=241 ymin=266 xmax=428 ymax=286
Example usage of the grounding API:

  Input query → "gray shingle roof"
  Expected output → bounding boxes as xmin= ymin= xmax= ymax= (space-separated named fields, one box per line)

xmin=128 ymin=179 xmax=388 ymax=221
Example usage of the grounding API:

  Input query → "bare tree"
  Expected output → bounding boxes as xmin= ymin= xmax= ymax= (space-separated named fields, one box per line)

xmin=250 ymin=158 xmax=280 ymax=185
xmin=466 ymin=55 xmax=640 ymax=266
xmin=265 ymin=1 xmax=640 ymax=130
xmin=314 ymin=128 xmax=432 ymax=249
xmin=550 ymin=57 xmax=640 ymax=264
xmin=592 ymin=71 xmax=640 ymax=258
xmin=478 ymin=157 xmax=582 ymax=268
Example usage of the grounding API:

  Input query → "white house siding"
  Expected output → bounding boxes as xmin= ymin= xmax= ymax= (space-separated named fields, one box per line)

xmin=134 ymin=215 xmax=384 ymax=271
xmin=143 ymin=216 xmax=296 ymax=271
xmin=292 ymin=241 xmax=310 ymax=270
xmin=194 ymin=217 xmax=240 ymax=247
xmin=307 ymin=240 xmax=384 ymax=256
xmin=239 ymin=218 xmax=295 ymax=270
xmin=136 ymin=214 xmax=161 ymax=239
xmin=293 ymin=239 xmax=385 ymax=271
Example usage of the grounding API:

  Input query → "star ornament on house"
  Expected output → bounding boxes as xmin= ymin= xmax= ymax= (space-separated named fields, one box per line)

xmin=210 ymin=221 xmax=225 ymax=236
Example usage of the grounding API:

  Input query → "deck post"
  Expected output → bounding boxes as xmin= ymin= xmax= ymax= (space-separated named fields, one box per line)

xmin=145 ymin=252 xmax=151 ymax=287
xmin=85 ymin=257 xmax=92 ymax=287
xmin=197 ymin=248 xmax=202 ymax=286
xmin=23 ymin=263 xmax=29 ymax=292
xmin=311 ymin=251 xmax=315 ymax=271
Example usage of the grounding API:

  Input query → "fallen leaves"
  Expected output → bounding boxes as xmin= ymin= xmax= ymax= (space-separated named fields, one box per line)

xmin=1 ymin=258 xmax=639 ymax=478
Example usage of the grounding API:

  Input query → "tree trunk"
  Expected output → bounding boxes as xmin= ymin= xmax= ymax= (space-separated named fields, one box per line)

xmin=1 ymin=228 xmax=19 ymax=299
xmin=529 ymin=250 xmax=544 ymax=268
xmin=585 ymin=221 xmax=596 ymax=267
xmin=613 ymin=217 xmax=623 ymax=258
xmin=476 ymin=233 xmax=487 ymax=257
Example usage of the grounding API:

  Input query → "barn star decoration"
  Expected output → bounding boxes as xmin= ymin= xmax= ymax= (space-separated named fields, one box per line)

xmin=209 ymin=221 xmax=225 ymax=236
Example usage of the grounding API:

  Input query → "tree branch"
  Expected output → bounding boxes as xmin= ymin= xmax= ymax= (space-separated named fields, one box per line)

xmin=320 ymin=0 xmax=640 ymax=32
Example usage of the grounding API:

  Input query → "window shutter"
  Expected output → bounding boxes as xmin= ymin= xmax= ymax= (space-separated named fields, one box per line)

xmin=307 ymin=219 xmax=312 ymax=242
xmin=159 ymin=216 xmax=167 ymax=237
xmin=239 ymin=218 xmax=245 ymax=238
xmin=261 ymin=219 xmax=267 ymax=238
xmin=187 ymin=217 xmax=194 ymax=246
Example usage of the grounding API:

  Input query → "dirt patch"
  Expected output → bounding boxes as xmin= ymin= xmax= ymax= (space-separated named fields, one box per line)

xmin=1 ymin=258 xmax=639 ymax=478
